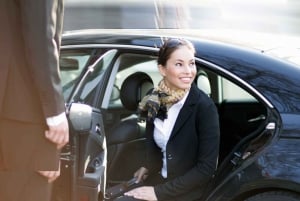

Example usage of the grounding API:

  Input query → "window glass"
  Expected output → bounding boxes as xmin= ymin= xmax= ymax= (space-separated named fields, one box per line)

xmin=115 ymin=59 xmax=160 ymax=89
xmin=196 ymin=67 xmax=257 ymax=103
xmin=74 ymin=49 xmax=117 ymax=104
xmin=60 ymin=49 xmax=93 ymax=100
xmin=107 ymin=54 xmax=160 ymax=106
xmin=221 ymin=77 xmax=256 ymax=102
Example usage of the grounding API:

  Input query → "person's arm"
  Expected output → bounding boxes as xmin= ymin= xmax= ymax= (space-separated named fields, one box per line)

xmin=19 ymin=0 xmax=68 ymax=148
xmin=19 ymin=0 xmax=66 ymax=118
xmin=19 ymin=0 xmax=68 ymax=182
xmin=143 ymin=122 xmax=163 ymax=176
xmin=132 ymin=122 xmax=160 ymax=183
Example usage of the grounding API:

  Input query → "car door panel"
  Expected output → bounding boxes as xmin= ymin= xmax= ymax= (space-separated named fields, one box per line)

xmin=218 ymin=101 xmax=267 ymax=162
xmin=70 ymin=103 xmax=106 ymax=201
xmin=51 ymin=103 xmax=106 ymax=201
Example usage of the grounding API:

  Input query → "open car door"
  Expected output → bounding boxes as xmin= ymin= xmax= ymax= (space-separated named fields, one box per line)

xmin=52 ymin=50 xmax=118 ymax=201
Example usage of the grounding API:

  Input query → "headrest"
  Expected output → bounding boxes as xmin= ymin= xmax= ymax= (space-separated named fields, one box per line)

xmin=197 ymin=70 xmax=211 ymax=96
xmin=120 ymin=72 xmax=154 ymax=111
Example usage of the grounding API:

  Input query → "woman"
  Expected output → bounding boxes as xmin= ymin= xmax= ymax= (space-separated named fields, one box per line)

xmin=116 ymin=38 xmax=220 ymax=201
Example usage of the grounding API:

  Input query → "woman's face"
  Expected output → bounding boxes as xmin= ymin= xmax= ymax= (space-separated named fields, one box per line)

xmin=159 ymin=45 xmax=196 ymax=90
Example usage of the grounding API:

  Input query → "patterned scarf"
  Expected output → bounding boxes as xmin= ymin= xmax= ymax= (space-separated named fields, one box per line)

xmin=138 ymin=79 xmax=188 ymax=122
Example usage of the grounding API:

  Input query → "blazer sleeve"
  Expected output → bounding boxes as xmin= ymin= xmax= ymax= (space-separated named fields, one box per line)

xmin=154 ymin=94 xmax=220 ymax=200
xmin=143 ymin=122 xmax=163 ymax=175
xmin=19 ymin=0 xmax=65 ymax=118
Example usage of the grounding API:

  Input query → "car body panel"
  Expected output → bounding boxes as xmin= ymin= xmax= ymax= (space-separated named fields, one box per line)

xmin=194 ymin=40 xmax=300 ymax=114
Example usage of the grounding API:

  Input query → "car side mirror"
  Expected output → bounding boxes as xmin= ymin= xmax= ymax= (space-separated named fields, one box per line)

xmin=68 ymin=103 xmax=92 ymax=132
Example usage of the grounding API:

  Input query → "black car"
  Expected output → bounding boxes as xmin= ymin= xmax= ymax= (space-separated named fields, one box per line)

xmin=52 ymin=29 xmax=300 ymax=201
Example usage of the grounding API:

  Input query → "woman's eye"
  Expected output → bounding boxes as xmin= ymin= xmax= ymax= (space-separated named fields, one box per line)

xmin=190 ymin=61 xmax=195 ymax=66
xmin=175 ymin=63 xmax=183 ymax=67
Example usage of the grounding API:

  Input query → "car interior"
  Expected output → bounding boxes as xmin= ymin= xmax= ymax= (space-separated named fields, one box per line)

xmin=99 ymin=52 xmax=268 ymax=188
xmin=106 ymin=72 xmax=153 ymax=183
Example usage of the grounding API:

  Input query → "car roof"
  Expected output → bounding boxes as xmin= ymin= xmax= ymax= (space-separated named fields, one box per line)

xmin=62 ymin=29 xmax=165 ymax=47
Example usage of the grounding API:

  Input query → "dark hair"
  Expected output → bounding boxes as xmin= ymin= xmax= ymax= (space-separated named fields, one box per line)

xmin=158 ymin=38 xmax=196 ymax=66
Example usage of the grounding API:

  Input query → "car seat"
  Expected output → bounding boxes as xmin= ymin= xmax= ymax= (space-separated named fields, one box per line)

xmin=106 ymin=72 xmax=154 ymax=184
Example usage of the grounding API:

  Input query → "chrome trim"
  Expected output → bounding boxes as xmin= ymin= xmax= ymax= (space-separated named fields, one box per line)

xmin=60 ymin=152 xmax=74 ymax=161
xmin=266 ymin=122 xmax=276 ymax=130
xmin=61 ymin=44 xmax=159 ymax=51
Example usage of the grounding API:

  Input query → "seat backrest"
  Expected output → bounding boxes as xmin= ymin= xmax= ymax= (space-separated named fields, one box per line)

xmin=120 ymin=72 xmax=154 ymax=111
xmin=106 ymin=72 xmax=154 ymax=182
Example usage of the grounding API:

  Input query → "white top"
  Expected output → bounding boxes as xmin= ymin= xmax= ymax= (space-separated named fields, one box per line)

xmin=153 ymin=92 xmax=189 ymax=178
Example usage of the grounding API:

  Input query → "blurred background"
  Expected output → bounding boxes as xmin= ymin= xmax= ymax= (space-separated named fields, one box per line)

xmin=63 ymin=0 xmax=300 ymax=63
xmin=64 ymin=0 xmax=300 ymax=34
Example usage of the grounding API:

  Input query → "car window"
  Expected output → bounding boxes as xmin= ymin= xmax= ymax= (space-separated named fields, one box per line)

xmin=197 ymin=67 xmax=257 ymax=104
xmin=115 ymin=60 xmax=160 ymax=89
xmin=71 ymin=49 xmax=118 ymax=104
xmin=60 ymin=49 xmax=94 ymax=100
xmin=106 ymin=52 xmax=257 ymax=109
xmin=105 ymin=53 xmax=160 ymax=107
xmin=220 ymin=77 xmax=256 ymax=102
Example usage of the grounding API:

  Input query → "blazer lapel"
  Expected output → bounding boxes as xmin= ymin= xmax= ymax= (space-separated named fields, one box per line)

xmin=169 ymin=84 xmax=199 ymax=140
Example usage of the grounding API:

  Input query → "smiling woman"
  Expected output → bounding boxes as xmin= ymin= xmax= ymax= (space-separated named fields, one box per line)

xmin=112 ymin=38 xmax=220 ymax=201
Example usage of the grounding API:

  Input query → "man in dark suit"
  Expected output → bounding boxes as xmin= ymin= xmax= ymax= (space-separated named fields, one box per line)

xmin=0 ymin=0 xmax=69 ymax=200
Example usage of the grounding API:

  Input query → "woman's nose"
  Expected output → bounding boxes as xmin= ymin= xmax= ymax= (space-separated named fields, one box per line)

xmin=183 ymin=65 xmax=192 ymax=73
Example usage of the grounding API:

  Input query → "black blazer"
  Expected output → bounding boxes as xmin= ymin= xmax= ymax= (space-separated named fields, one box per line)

xmin=144 ymin=84 xmax=220 ymax=201
xmin=0 ymin=0 xmax=65 ymax=123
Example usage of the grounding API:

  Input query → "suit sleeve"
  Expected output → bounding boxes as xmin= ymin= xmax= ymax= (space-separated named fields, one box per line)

xmin=154 ymin=98 xmax=220 ymax=200
xmin=19 ymin=0 xmax=65 ymax=118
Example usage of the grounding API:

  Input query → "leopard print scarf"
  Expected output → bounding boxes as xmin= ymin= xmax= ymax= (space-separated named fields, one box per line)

xmin=138 ymin=79 xmax=188 ymax=121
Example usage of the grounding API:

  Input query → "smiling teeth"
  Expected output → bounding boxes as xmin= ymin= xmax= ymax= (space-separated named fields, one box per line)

xmin=181 ymin=78 xmax=191 ymax=81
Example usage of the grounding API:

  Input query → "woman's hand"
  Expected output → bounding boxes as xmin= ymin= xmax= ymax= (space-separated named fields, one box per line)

xmin=134 ymin=167 xmax=149 ymax=183
xmin=125 ymin=186 xmax=157 ymax=201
